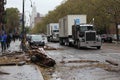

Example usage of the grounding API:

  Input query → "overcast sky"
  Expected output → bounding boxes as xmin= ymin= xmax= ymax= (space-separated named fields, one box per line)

xmin=5 ymin=0 xmax=63 ymax=15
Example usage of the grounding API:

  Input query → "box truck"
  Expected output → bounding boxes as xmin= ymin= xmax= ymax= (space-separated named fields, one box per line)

xmin=47 ymin=23 xmax=59 ymax=42
xmin=59 ymin=15 xmax=102 ymax=49
xmin=59 ymin=15 xmax=87 ymax=45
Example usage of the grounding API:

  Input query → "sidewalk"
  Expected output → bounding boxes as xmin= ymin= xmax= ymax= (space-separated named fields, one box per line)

xmin=0 ymin=40 xmax=21 ymax=55
xmin=0 ymin=40 xmax=44 ymax=80
xmin=8 ymin=39 xmax=21 ymax=52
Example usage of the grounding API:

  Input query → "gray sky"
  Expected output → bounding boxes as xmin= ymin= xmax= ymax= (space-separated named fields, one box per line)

xmin=5 ymin=0 xmax=63 ymax=15
xmin=5 ymin=0 xmax=64 ymax=26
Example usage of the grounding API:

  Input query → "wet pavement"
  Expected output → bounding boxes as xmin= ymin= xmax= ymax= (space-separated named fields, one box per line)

xmin=0 ymin=40 xmax=44 ymax=80
xmin=43 ymin=42 xmax=120 ymax=80
xmin=0 ymin=65 xmax=44 ymax=80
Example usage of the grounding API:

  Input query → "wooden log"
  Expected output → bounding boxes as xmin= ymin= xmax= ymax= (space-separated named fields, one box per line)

xmin=106 ymin=60 xmax=118 ymax=66
xmin=30 ymin=48 xmax=56 ymax=67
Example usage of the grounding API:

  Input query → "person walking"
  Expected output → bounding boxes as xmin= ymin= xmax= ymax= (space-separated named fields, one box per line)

xmin=6 ymin=33 xmax=11 ymax=49
xmin=1 ymin=32 xmax=7 ymax=52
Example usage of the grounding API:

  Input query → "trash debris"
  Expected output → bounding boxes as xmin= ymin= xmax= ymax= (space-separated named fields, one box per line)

xmin=67 ymin=60 xmax=99 ymax=63
xmin=28 ymin=48 xmax=56 ymax=67
xmin=44 ymin=46 xmax=57 ymax=50
xmin=106 ymin=60 xmax=119 ymax=66
xmin=0 ymin=71 xmax=10 ymax=75
xmin=0 ymin=52 xmax=28 ymax=66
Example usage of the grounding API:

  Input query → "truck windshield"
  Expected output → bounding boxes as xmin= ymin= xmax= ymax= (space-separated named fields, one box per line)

xmin=80 ymin=26 xmax=94 ymax=32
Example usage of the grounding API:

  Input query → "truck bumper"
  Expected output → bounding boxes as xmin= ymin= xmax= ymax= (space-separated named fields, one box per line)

xmin=80 ymin=41 xmax=102 ymax=47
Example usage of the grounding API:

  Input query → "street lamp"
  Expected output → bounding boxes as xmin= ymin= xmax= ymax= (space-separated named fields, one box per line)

xmin=22 ymin=0 xmax=25 ymax=34
xmin=21 ymin=0 xmax=32 ymax=51
xmin=22 ymin=0 xmax=32 ymax=35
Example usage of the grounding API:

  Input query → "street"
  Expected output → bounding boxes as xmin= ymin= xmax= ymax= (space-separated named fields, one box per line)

xmin=0 ymin=40 xmax=120 ymax=80
xmin=1 ymin=0 xmax=119 ymax=80
xmin=41 ymin=42 xmax=120 ymax=80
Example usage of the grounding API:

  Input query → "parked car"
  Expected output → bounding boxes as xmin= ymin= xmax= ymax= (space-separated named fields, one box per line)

xmin=112 ymin=34 xmax=120 ymax=41
xmin=28 ymin=34 xmax=45 ymax=47
xmin=101 ymin=34 xmax=113 ymax=43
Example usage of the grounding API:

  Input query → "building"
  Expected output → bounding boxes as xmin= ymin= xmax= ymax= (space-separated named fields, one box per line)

xmin=30 ymin=2 xmax=37 ymax=29
xmin=34 ymin=13 xmax=44 ymax=25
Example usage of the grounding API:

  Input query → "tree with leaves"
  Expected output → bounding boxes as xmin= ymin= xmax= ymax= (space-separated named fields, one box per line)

xmin=32 ymin=0 xmax=120 ymax=39
xmin=5 ymin=8 xmax=20 ymax=33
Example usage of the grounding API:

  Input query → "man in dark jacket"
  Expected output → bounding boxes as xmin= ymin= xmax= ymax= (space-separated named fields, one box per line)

xmin=6 ymin=33 xmax=11 ymax=48
xmin=1 ymin=33 xmax=7 ymax=52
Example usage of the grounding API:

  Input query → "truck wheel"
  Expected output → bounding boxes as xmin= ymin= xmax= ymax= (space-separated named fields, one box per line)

xmin=77 ymin=41 xmax=80 ymax=49
xmin=59 ymin=39 xmax=64 ymax=45
xmin=97 ymin=46 xmax=101 ymax=49
xmin=69 ymin=42 xmax=72 ymax=47
xmin=60 ymin=41 xmax=63 ymax=45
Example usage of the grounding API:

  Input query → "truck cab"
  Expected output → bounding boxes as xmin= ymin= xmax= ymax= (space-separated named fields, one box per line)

xmin=72 ymin=24 xmax=102 ymax=49
xmin=50 ymin=29 xmax=59 ymax=42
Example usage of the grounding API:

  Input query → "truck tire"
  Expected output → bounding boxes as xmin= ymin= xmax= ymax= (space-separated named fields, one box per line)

xmin=59 ymin=38 xmax=64 ymax=45
xmin=59 ymin=41 xmax=63 ymax=45
xmin=97 ymin=46 xmax=101 ymax=49
xmin=69 ymin=42 xmax=72 ymax=47
xmin=77 ymin=41 xmax=80 ymax=49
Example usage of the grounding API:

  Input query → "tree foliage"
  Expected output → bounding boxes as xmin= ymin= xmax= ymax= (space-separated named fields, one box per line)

xmin=5 ymin=8 xmax=20 ymax=33
xmin=32 ymin=0 xmax=120 ymax=34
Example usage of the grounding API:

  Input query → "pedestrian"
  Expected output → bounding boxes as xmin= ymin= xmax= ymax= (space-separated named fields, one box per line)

xmin=1 ymin=32 xmax=7 ymax=52
xmin=13 ymin=34 xmax=15 ymax=42
xmin=6 ymin=33 xmax=11 ymax=49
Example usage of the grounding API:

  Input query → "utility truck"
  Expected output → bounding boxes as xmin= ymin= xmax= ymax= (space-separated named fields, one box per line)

xmin=47 ymin=23 xmax=59 ymax=42
xmin=59 ymin=15 xmax=87 ymax=46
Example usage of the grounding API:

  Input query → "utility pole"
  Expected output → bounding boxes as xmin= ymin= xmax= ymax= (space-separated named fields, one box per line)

xmin=22 ymin=0 xmax=25 ymax=34
xmin=22 ymin=0 xmax=32 ymax=35
xmin=21 ymin=0 xmax=32 ymax=51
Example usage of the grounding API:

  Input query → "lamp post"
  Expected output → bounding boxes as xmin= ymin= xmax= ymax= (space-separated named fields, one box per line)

xmin=22 ymin=0 xmax=32 ymax=35
xmin=21 ymin=0 xmax=32 ymax=51
xmin=22 ymin=0 xmax=25 ymax=35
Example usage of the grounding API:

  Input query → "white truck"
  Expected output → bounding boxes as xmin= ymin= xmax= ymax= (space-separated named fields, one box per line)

xmin=59 ymin=15 xmax=102 ymax=49
xmin=47 ymin=23 xmax=59 ymax=42
xmin=59 ymin=15 xmax=87 ymax=45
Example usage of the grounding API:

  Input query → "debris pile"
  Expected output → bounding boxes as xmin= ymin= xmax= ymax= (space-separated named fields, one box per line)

xmin=44 ymin=46 xmax=57 ymax=50
xmin=28 ymin=48 xmax=56 ymax=67
xmin=0 ymin=51 xmax=30 ymax=66
xmin=0 ymin=47 xmax=56 ymax=68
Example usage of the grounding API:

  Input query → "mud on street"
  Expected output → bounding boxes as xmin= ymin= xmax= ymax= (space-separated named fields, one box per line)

xmin=0 ymin=41 xmax=120 ymax=80
xmin=41 ymin=42 xmax=120 ymax=80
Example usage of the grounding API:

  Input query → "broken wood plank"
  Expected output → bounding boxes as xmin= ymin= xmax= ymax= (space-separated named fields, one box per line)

xmin=106 ymin=60 xmax=119 ymax=66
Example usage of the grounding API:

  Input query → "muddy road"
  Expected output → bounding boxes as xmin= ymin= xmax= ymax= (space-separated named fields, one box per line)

xmin=42 ymin=42 xmax=120 ymax=80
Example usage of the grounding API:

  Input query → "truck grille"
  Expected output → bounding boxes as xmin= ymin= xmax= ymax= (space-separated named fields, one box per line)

xmin=86 ymin=32 xmax=96 ymax=41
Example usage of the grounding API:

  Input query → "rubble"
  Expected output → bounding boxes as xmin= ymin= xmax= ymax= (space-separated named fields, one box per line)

xmin=44 ymin=46 xmax=57 ymax=50
xmin=67 ymin=60 xmax=99 ymax=63
xmin=0 ymin=51 xmax=29 ymax=66
xmin=0 ymin=46 xmax=56 ymax=67
xmin=0 ymin=71 xmax=10 ymax=75
xmin=106 ymin=60 xmax=119 ymax=66
xmin=28 ymin=48 xmax=56 ymax=67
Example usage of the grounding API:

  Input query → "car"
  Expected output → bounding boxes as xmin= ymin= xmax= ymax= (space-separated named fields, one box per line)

xmin=28 ymin=34 xmax=45 ymax=47
xmin=101 ymin=34 xmax=113 ymax=43
xmin=112 ymin=34 xmax=120 ymax=41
